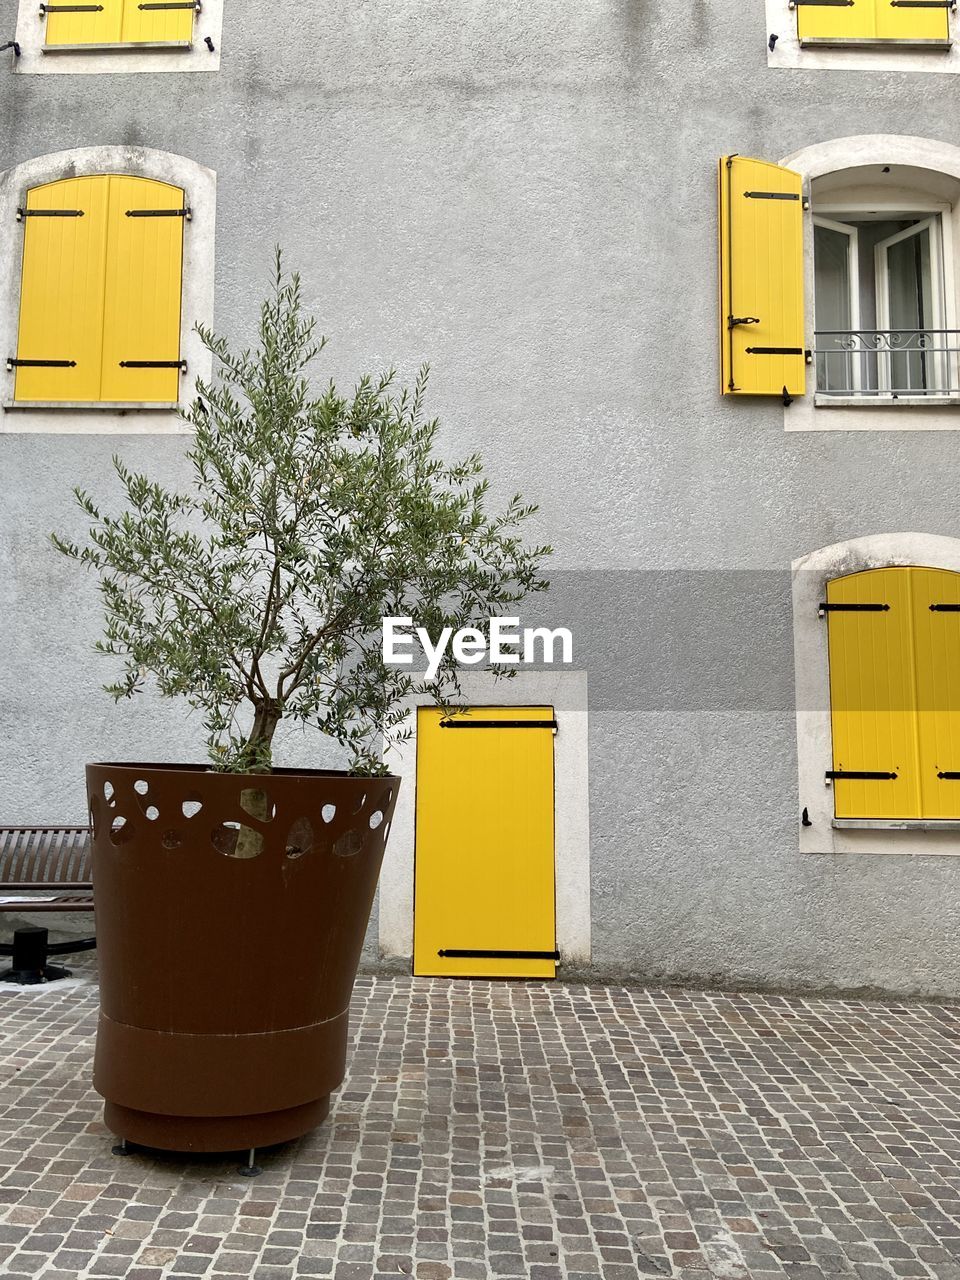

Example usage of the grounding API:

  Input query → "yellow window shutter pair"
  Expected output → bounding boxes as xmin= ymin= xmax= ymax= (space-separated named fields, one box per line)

xmin=14 ymin=175 xmax=186 ymax=404
xmin=718 ymin=156 xmax=806 ymax=399
xmin=796 ymin=0 xmax=951 ymax=46
xmin=44 ymin=0 xmax=195 ymax=47
xmin=826 ymin=566 xmax=960 ymax=820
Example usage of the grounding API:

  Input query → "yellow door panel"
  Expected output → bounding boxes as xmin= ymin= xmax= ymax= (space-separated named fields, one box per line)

xmin=798 ymin=0 xmax=876 ymax=43
xmin=100 ymin=176 xmax=184 ymax=404
xmin=414 ymin=706 xmax=556 ymax=979
xmin=14 ymin=177 xmax=110 ymax=403
xmin=718 ymin=156 xmax=806 ymax=398
xmin=876 ymin=0 xmax=950 ymax=42
xmin=120 ymin=0 xmax=195 ymax=43
xmin=826 ymin=568 xmax=921 ymax=819
xmin=910 ymin=568 xmax=960 ymax=819
xmin=44 ymin=0 xmax=123 ymax=46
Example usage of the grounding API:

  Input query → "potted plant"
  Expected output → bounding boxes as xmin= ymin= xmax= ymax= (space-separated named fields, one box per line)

xmin=53 ymin=254 xmax=549 ymax=1157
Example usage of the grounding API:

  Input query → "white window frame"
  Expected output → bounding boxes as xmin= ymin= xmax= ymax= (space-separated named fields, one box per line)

xmin=781 ymin=135 xmax=960 ymax=431
xmin=794 ymin=531 xmax=960 ymax=856
xmin=378 ymin=670 xmax=591 ymax=968
xmin=812 ymin=201 xmax=955 ymax=401
xmin=765 ymin=0 xmax=959 ymax=74
xmin=0 ymin=147 xmax=215 ymax=434
xmin=874 ymin=216 xmax=949 ymax=392
xmin=813 ymin=215 xmax=863 ymax=394
xmin=12 ymin=0 xmax=222 ymax=74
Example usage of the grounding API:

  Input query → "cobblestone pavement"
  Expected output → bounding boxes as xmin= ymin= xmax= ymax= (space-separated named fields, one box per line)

xmin=2 ymin=972 xmax=960 ymax=1280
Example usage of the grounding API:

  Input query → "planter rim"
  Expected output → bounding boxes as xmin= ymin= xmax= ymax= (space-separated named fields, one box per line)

xmin=86 ymin=761 xmax=400 ymax=783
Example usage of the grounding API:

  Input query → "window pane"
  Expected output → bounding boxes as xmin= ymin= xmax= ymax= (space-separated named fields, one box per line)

xmin=814 ymin=223 xmax=853 ymax=393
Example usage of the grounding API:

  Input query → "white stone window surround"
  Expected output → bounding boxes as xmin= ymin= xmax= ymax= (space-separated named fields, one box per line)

xmin=766 ymin=0 xmax=960 ymax=73
xmin=378 ymin=670 xmax=591 ymax=968
xmin=794 ymin=532 xmax=960 ymax=856
xmin=781 ymin=136 xmax=960 ymax=432
xmin=0 ymin=147 xmax=215 ymax=435
xmin=11 ymin=0 xmax=222 ymax=74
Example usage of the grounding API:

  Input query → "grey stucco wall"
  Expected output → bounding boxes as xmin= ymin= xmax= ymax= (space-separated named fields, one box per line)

xmin=2 ymin=0 xmax=959 ymax=991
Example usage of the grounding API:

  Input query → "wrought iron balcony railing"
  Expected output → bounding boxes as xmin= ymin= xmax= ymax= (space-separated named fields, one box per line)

xmin=814 ymin=329 xmax=960 ymax=398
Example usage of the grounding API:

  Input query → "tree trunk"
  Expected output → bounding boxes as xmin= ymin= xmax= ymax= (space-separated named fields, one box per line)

xmin=234 ymin=701 xmax=282 ymax=859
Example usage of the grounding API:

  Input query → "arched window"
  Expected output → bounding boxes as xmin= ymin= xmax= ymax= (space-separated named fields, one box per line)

xmin=719 ymin=136 xmax=960 ymax=429
xmin=0 ymin=147 xmax=215 ymax=432
xmin=13 ymin=175 xmax=187 ymax=404
xmin=793 ymin=533 xmax=960 ymax=854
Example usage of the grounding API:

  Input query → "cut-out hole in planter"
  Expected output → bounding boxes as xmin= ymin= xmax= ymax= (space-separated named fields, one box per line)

xmin=145 ymin=805 xmax=160 ymax=822
xmin=368 ymin=810 xmax=384 ymax=830
xmin=161 ymin=829 xmax=183 ymax=850
xmin=212 ymin=822 xmax=264 ymax=859
xmin=321 ymin=803 xmax=336 ymax=824
xmin=134 ymin=779 xmax=149 ymax=796
xmin=286 ymin=816 xmax=314 ymax=860
xmin=352 ymin=792 xmax=366 ymax=814
xmin=333 ymin=828 xmax=363 ymax=858
xmin=182 ymin=794 xmax=203 ymax=820
xmin=109 ymin=816 xmax=135 ymax=847
xmin=89 ymin=799 xmax=99 ymax=839
xmin=104 ymin=781 xmax=114 ymax=802
xmin=241 ymin=787 xmax=275 ymax=823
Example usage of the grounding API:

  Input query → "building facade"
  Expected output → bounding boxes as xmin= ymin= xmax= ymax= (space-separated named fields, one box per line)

xmin=2 ymin=1 xmax=960 ymax=996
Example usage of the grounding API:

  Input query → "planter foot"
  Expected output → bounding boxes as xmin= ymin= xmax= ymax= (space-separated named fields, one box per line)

xmin=111 ymin=1139 xmax=131 ymax=1156
xmin=238 ymin=1148 xmax=262 ymax=1177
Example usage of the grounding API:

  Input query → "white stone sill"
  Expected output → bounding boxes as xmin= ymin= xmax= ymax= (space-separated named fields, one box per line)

xmin=2 ymin=401 xmax=180 ymax=410
xmin=814 ymin=394 xmax=960 ymax=409
xmin=41 ymin=41 xmax=191 ymax=53
xmin=833 ymin=819 xmax=960 ymax=831
xmin=799 ymin=38 xmax=953 ymax=50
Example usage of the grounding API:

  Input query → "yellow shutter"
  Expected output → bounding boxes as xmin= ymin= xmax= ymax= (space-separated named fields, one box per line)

xmin=100 ymin=176 xmax=185 ymax=404
xmin=413 ymin=706 xmax=556 ymax=979
xmin=718 ymin=156 xmax=806 ymax=399
xmin=875 ymin=0 xmax=950 ymax=42
xmin=798 ymin=0 xmax=950 ymax=44
xmin=910 ymin=568 xmax=960 ymax=819
xmin=14 ymin=176 xmax=110 ymax=403
xmin=120 ymin=0 xmax=195 ymax=44
xmin=44 ymin=0 xmax=122 ymax=46
xmin=826 ymin=568 xmax=921 ymax=820
xmin=797 ymin=0 xmax=877 ymax=43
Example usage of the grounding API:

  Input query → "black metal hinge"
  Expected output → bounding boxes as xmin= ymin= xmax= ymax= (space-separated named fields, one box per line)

xmin=439 ymin=719 xmax=558 ymax=730
xmin=17 ymin=208 xmax=83 ymax=220
xmin=138 ymin=1 xmax=200 ymax=8
xmin=743 ymin=190 xmax=802 ymax=200
xmin=119 ymin=359 xmax=187 ymax=370
xmin=125 ymin=207 xmax=192 ymax=219
xmin=818 ymin=602 xmax=890 ymax=615
xmin=891 ymin=1 xmax=955 ymax=8
xmin=826 ymin=770 xmax=898 ymax=781
xmin=938 ymin=772 xmax=960 ymax=779
xmin=438 ymin=949 xmax=560 ymax=960
xmin=930 ymin=603 xmax=960 ymax=611
xmin=746 ymin=346 xmax=805 ymax=355
xmin=6 ymin=357 xmax=76 ymax=369
xmin=728 ymin=315 xmax=760 ymax=328
xmin=39 ymin=3 xmax=103 ymax=12
xmin=790 ymin=1 xmax=854 ymax=6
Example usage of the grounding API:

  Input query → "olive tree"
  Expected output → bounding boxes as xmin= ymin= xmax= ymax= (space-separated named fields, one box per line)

xmin=53 ymin=253 xmax=550 ymax=776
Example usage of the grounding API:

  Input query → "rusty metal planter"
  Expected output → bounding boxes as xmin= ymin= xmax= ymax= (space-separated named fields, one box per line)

xmin=85 ymin=762 xmax=398 ymax=1153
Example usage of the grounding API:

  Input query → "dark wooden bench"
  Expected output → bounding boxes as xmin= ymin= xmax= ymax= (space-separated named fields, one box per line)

xmin=0 ymin=826 xmax=95 ymax=984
